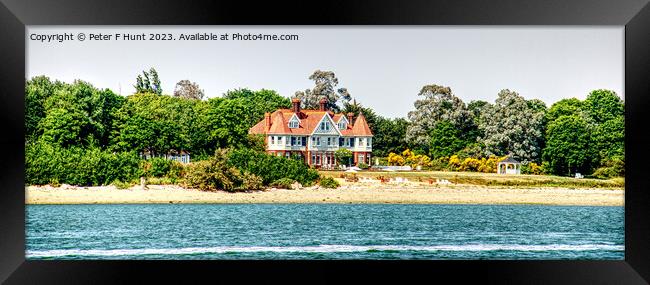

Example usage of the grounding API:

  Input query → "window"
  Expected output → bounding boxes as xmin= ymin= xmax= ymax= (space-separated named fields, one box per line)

xmin=320 ymin=121 xmax=331 ymax=131
xmin=359 ymin=154 xmax=365 ymax=163
xmin=327 ymin=137 xmax=331 ymax=146
xmin=349 ymin=138 xmax=355 ymax=147
xmin=338 ymin=122 xmax=347 ymax=130
xmin=271 ymin=136 xmax=275 ymax=145
xmin=291 ymin=136 xmax=296 ymax=146
xmin=302 ymin=137 xmax=307 ymax=146
xmin=289 ymin=120 xmax=299 ymax=129
xmin=339 ymin=137 xmax=344 ymax=146
xmin=359 ymin=138 xmax=365 ymax=147
xmin=368 ymin=138 xmax=372 ymax=146
xmin=285 ymin=152 xmax=290 ymax=158
xmin=316 ymin=137 xmax=321 ymax=146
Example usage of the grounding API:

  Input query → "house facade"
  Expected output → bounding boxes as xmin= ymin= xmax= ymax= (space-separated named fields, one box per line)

xmin=249 ymin=98 xmax=373 ymax=168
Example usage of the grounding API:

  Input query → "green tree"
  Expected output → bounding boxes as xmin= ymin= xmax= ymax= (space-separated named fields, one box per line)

xmin=335 ymin=148 xmax=353 ymax=166
xmin=134 ymin=68 xmax=162 ymax=95
xmin=478 ymin=89 xmax=545 ymax=163
xmin=545 ymin=98 xmax=584 ymax=123
xmin=294 ymin=70 xmax=351 ymax=111
xmin=111 ymin=93 xmax=196 ymax=155
xmin=467 ymin=100 xmax=489 ymax=126
xmin=39 ymin=80 xmax=123 ymax=148
xmin=591 ymin=113 xmax=624 ymax=162
xmin=543 ymin=115 xmax=593 ymax=176
xmin=429 ymin=120 xmax=466 ymax=158
xmin=406 ymin=84 xmax=475 ymax=153
xmin=371 ymin=117 xmax=410 ymax=157
xmin=173 ymin=79 xmax=204 ymax=100
xmin=222 ymin=88 xmax=291 ymax=127
xmin=25 ymin=76 xmax=63 ymax=141
xmin=583 ymin=89 xmax=624 ymax=124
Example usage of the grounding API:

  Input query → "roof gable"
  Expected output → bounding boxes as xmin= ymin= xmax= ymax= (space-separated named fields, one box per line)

xmin=351 ymin=113 xmax=373 ymax=136
xmin=249 ymin=109 xmax=372 ymax=136
xmin=268 ymin=111 xmax=291 ymax=134
xmin=311 ymin=112 xmax=342 ymax=136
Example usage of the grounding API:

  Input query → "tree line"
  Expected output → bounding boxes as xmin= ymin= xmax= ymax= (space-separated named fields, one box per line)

xmin=370 ymin=85 xmax=623 ymax=178
xmin=25 ymin=68 xmax=624 ymax=187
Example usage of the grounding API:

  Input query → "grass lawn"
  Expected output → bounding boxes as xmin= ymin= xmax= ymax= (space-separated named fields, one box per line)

xmin=319 ymin=170 xmax=624 ymax=189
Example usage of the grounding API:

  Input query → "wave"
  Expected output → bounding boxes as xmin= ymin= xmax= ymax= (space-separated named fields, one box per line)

xmin=27 ymin=244 xmax=624 ymax=258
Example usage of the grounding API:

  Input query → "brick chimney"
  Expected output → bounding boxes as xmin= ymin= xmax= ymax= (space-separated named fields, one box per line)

xmin=291 ymin=98 xmax=301 ymax=114
xmin=264 ymin=112 xmax=271 ymax=131
xmin=319 ymin=98 xmax=328 ymax=111
xmin=347 ymin=113 xmax=354 ymax=127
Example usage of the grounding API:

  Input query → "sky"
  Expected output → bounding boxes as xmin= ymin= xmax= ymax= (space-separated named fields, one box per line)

xmin=27 ymin=26 xmax=623 ymax=118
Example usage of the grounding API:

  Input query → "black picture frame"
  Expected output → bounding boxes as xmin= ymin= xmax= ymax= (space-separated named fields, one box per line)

xmin=1 ymin=0 xmax=649 ymax=283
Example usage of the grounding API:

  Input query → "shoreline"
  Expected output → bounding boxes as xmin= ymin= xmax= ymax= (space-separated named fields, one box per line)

xmin=26 ymin=182 xmax=624 ymax=206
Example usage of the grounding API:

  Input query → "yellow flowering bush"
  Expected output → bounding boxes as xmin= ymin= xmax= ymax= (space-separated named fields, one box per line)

xmin=459 ymin=157 xmax=481 ymax=172
xmin=448 ymin=155 xmax=462 ymax=170
xmin=388 ymin=149 xmax=431 ymax=169
xmin=387 ymin=152 xmax=405 ymax=166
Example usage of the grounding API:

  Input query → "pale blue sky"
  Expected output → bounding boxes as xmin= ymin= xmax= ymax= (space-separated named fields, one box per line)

xmin=27 ymin=26 xmax=623 ymax=118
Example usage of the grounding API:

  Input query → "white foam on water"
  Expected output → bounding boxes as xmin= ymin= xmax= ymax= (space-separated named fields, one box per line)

xmin=27 ymin=244 xmax=624 ymax=258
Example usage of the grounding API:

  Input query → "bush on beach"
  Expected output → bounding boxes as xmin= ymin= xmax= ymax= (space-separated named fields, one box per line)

xmin=184 ymin=148 xmax=316 ymax=191
xmin=319 ymin=177 xmax=340 ymax=188
xmin=227 ymin=148 xmax=319 ymax=186
xmin=183 ymin=149 xmax=244 ymax=192
xmin=26 ymin=140 xmax=142 ymax=186
xmin=270 ymin=178 xmax=296 ymax=189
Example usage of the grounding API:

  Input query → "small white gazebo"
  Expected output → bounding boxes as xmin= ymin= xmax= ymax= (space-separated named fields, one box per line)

xmin=497 ymin=156 xmax=521 ymax=175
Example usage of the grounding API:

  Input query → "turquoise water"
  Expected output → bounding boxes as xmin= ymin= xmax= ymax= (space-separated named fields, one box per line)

xmin=26 ymin=204 xmax=624 ymax=260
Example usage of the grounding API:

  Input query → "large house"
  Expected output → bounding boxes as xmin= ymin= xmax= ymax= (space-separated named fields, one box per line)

xmin=249 ymin=98 xmax=373 ymax=168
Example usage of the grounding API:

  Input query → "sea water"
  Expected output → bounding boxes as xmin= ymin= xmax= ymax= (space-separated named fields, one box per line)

xmin=26 ymin=204 xmax=624 ymax=260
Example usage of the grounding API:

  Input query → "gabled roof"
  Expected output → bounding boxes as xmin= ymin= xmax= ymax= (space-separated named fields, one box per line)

xmin=310 ymin=111 xmax=342 ymax=136
xmin=350 ymin=113 xmax=373 ymax=136
xmin=248 ymin=108 xmax=373 ymax=137
xmin=335 ymin=115 xmax=349 ymax=124
xmin=500 ymin=156 xmax=520 ymax=164
xmin=268 ymin=111 xmax=291 ymax=134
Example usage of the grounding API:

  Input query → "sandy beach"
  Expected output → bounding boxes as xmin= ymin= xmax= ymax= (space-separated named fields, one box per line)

xmin=25 ymin=180 xmax=624 ymax=206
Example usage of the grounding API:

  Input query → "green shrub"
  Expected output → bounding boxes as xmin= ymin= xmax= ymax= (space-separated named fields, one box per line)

xmin=319 ymin=176 xmax=340 ymax=188
xmin=239 ymin=172 xmax=263 ymax=191
xmin=184 ymin=150 xmax=242 ymax=192
xmin=146 ymin=157 xmax=173 ymax=178
xmin=335 ymin=149 xmax=353 ymax=166
xmin=25 ymin=140 xmax=142 ymax=186
xmin=521 ymin=162 xmax=545 ymax=175
xmin=358 ymin=162 xmax=369 ymax=170
xmin=147 ymin=177 xmax=176 ymax=185
xmin=184 ymin=149 xmax=267 ymax=192
xmin=112 ymin=179 xmax=133 ymax=189
xmin=227 ymin=148 xmax=319 ymax=186
xmin=270 ymin=178 xmax=295 ymax=189
xmin=168 ymin=161 xmax=186 ymax=179
xmin=592 ymin=156 xmax=624 ymax=179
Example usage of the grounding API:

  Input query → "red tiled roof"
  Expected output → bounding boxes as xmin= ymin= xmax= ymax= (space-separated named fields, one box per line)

xmin=351 ymin=113 xmax=373 ymax=136
xmin=249 ymin=108 xmax=373 ymax=136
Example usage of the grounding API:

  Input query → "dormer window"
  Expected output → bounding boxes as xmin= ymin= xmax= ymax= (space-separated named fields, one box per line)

xmin=288 ymin=116 xmax=300 ymax=129
xmin=319 ymin=121 xmax=330 ymax=131
xmin=338 ymin=122 xmax=347 ymax=130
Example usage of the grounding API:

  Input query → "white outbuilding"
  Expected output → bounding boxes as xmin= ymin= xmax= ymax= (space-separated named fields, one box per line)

xmin=497 ymin=156 xmax=521 ymax=175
